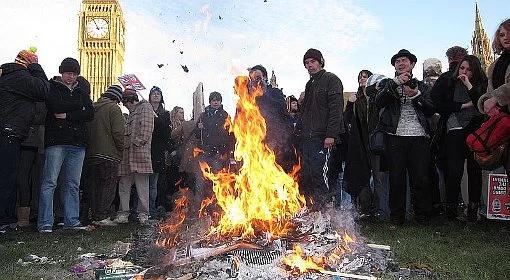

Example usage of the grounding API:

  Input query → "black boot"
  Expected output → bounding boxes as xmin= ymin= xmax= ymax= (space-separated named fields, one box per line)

xmin=467 ymin=202 xmax=479 ymax=223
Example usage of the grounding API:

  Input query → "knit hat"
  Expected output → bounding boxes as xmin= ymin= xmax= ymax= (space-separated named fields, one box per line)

xmin=303 ymin=48 xmax=325 ymax=67
xmin=149 ymin=86 xmax=165 ymax=104
xmin=249 ymin=65 xmax=268 ymax=78
xmin=122 ymin=88 xmax=139 ymax=103
xmin=15 ymin=49 xmax=38 ymax=68
xmin=366 ymin=74 xmax=388 ymax=88
xmin=288 ymin=95 xmax=298 ymax=103
xmin=103 ymin=85 xmax=123 ymax=102
xmin=391 ymin=49 xmax=417 ymax=66
xmin=59 ymin=57 xmax=80 ymax=74
xmin=209 ymin=91 xmax=222 ymax=102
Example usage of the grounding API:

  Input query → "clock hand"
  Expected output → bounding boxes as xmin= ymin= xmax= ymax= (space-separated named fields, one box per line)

xmin=93 ymin=19 xmax=100 ymax=30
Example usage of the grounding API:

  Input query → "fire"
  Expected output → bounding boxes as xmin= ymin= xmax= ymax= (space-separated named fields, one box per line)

xmin=199 ymin=196 xmax=216 ymax=218
xmin=193 ymin=147 xmax=204 ymax=158
xmin=156 ymin=188 xmax=190 ymax=247
xmin=200 ymin=76 xmax=305 ymax=238
xmin=282 ymin=245 xmax=325 ymax=274
xmin=327 ymin=231 xmax=356 ymax=263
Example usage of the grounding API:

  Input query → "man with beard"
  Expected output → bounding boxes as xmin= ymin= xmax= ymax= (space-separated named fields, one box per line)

xmin=298 ymin=48 xmax=344 ymax=208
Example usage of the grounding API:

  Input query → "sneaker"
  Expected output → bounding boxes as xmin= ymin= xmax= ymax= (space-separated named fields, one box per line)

xmin=39 ymin=228 xmax=53 ymax=233
xmin=92 ymin=218 xmax=118 ymax=227
xmin=64 ymin=224 xmax=89 ymax=231
xmin=138 ymin=213 xmax=149 ymax=225
xmin=113 ymin=213 xmax=129 ymax=224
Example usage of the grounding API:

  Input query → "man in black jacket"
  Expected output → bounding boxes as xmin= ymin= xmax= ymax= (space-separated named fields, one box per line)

xmin=376 ymin=49 xmax=435 ymax=225
xmin=299 ymin=48 xmax=344 ymax=208
xmin=248 ymin=65 xmax=292 ymax=171
xmin=37 ymin=58 xmax=94 ymax=233
xmin=0 ymin=49 xmax=48 ymax=233
xmin=195 ymin=92 xmax=234 ymax=210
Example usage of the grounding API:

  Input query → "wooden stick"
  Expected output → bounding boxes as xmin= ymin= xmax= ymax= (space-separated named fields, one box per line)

xmin=319 ymin=269 xmax=378 ymax=280
xmin=366 ymin=243 xmax=391 ymax=251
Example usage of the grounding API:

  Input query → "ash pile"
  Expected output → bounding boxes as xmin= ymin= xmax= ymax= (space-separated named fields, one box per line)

xmin=123 ymin=204 xmax=431 ymax=280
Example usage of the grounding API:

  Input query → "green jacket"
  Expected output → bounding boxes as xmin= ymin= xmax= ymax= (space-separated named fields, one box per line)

xmin=87 ymin=96 xmax=125 ymax=162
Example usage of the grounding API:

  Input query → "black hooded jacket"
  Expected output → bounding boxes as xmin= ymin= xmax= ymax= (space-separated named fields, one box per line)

xmin=44 ymin=76 xmax=94 ymax=147
xmin=0 ymin=63 xmax=48 ymax=139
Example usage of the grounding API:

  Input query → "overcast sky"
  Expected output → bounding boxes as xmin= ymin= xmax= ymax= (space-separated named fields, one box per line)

xmin=1 ymin=0 xmax=508 ymax=117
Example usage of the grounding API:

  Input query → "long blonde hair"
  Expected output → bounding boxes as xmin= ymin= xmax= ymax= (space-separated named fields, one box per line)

xmin=170 ymin=106 xmax=184 ymax=129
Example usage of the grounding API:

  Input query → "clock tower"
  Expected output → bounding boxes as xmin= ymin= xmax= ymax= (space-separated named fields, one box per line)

xmin=78 ymin=0 xmax=125 ymax=101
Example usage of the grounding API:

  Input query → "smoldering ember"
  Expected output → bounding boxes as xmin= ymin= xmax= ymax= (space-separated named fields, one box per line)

xmin=112 ymin=77 xmax=433 ymax=280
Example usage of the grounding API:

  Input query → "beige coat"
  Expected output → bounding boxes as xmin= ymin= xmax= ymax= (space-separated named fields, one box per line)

xmin=171 ymin=120 xmax=199 ymax=174
xmin=119 ymin=100 xmax=155 ymax=176
xmin=478 ymin=56 xmax=510 ymax=113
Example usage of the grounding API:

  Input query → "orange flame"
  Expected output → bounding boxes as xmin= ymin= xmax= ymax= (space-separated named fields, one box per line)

xmin=282 ymin=245 xmax=325 ymax=274
xmin=193 ymin=147 xmax=204 ymax=158
xmin=200 ymin=76 xmax=305 ymax=238
xmin=156 ymin=188 xmax=189 ymax=247
xmin=199 ymin=196 xmax=216 ymax=218
xmin=327 ymin=231 xmax=356 ymax=263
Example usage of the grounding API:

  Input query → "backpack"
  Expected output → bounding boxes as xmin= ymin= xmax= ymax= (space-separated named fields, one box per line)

xmin=466 ymin=110 xmax=510 ymax=169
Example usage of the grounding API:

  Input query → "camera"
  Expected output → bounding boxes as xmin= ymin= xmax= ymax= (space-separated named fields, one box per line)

xmin=403 ymin=78 xmax=419 ymax=89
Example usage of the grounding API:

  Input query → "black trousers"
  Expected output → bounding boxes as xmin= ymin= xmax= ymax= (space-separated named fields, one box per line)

xmin=0 ymin=136 xmax=21 ymax=226
xmin=16 ymin=147 xmax=39 ymax=207
xmin=385 ymin=135 xmax=432 ymax=223
xmin=444 ymin=130 xmax=482 ymax=208
xmin=85 ymin=158 xmax=119 ymax=221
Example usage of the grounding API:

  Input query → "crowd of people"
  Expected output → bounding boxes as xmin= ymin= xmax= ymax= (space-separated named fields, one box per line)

xmin=0 ymin=18 xmax=509 ymax=234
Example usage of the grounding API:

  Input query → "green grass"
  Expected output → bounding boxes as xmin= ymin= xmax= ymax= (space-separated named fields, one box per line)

xmin=0 ymin=224 xmax=138 ymax=280
xmin=360 ymin=219 xmax=510 ymax=280
xmin=1 ymin=220 xmax=509 ymax=280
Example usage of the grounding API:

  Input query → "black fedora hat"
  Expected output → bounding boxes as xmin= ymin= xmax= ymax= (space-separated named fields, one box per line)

xmin=391 ymin=49 xmax=417 ymax=66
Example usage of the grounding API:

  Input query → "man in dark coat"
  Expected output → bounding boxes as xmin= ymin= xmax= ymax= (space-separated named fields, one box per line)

xmin=0 ymin=49 xmax=48 ymax=233
xmin=298 ymin=48 xmax=344 ymax=208
xmin=195 ymin=92 xmax=234 ymax=211
xmin=38 ymin=57 xmax=94 ymax=233
xmin=248 ymin=65 xmax=293 ymax=171
xmin=376 ymin=49 xmax=435 ymax=225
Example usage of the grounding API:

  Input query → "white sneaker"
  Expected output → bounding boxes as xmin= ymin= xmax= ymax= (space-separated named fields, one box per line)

xmin=39 ymin=229 xmax=53 ymax=233
xmin=92 ymin=218 xmax=118 ymax=227
xmin=113 ymin=213 xmax=129 ymax=224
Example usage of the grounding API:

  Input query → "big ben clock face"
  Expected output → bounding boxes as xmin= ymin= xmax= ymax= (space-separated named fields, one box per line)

xmin=86 ymin=18 xmax=109 ymax=39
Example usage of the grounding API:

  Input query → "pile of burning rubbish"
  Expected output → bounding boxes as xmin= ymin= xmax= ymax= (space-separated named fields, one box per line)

xmin=76 ymin=77 xmax=434 ymax=279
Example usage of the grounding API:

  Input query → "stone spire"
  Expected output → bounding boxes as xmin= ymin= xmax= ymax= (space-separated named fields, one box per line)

xmin=471 ymin=2 xmax=494 ymax=71
xmin=270 ymin=70 xmax=278 ymax=88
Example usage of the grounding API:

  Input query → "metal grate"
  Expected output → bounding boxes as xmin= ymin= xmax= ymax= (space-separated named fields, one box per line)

xmin=233 ymin=249 xmax=282 ymax=266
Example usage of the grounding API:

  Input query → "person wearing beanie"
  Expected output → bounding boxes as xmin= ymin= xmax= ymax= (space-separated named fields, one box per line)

xmin=0 ymin=49 xmax=48 ymax=234
xmin=38 ymin=57 xmax=93 ymax=233
xmin=194 ymin=91 xmax=234 ymax=214
xmin=82 ymin=85 xmax=125 ymax=226
xmin=248 ymin=64 xmax=291 ymax=171
xmin=115 ymin=88 xmax=154 ymax=225
xmin=148 ymin=86 xmax=172 ymax=219
xmin=299 ymin=48 xmax=344 ymax=209
xmin=375 ymin=49 xmax=434 ymax=226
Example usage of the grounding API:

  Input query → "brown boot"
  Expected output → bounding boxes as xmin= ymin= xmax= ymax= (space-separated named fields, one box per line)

xmin=17 ymin=207 xmax=30 ymax=227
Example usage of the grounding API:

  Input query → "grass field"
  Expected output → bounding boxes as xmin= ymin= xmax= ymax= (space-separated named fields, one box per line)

xmin=0 ymin=219 xmax=509 ymax=280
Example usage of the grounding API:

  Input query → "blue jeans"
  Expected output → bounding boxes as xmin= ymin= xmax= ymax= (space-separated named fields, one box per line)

xmin=38 ymin=145 xmax=85 ymax=230
xmin=149 ymin=173 xmax=159 ymax=217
